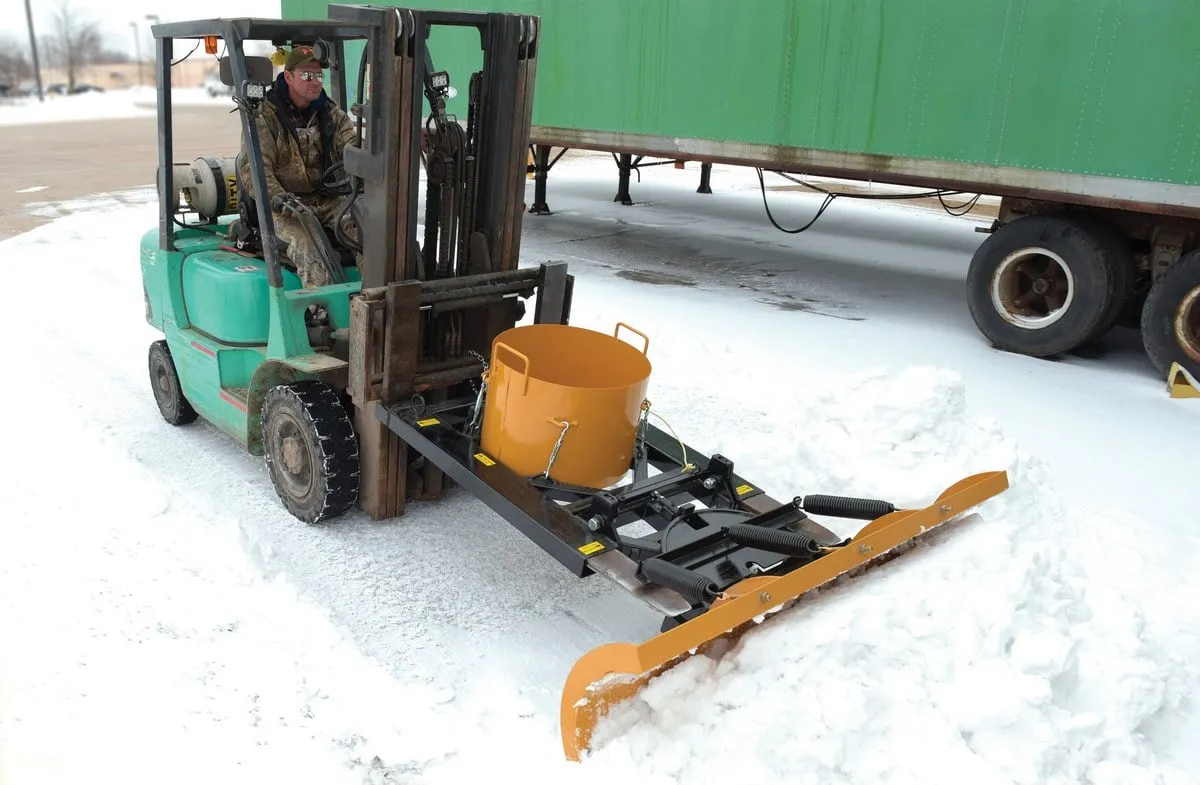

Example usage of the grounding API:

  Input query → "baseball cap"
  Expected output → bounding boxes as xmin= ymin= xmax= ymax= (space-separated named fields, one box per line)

xmin=285 ymin=45 xmax=318 ymax=70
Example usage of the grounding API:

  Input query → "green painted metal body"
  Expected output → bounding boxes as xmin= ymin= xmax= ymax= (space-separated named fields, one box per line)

xmin=140 ymin=221 xmax=361 ymax=454
xmin=285 ymin=0 xmax=1200 ymax=213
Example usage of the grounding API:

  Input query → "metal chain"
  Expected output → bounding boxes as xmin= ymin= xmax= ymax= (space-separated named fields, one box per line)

xmin=544 ymin=420 xmax=572 ymax=478
xmin=468 ymin=372 xmax=489 ymax=435
xmin=466 ymin=349 xmax=490 ymax=435
xmin=464 ymin=349 xmax=489 ymax=395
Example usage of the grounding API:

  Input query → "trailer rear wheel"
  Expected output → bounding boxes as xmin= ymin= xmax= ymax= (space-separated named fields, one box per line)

xmin=966 ymin=215 xmax=1131 ymax=357
xmin=1140 ymin=249 xmax=1200 ymax=380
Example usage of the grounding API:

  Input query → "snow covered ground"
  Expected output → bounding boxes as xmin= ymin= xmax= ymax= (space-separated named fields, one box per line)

xmin=0 ymin=87 xmax=231 ymax=126
xmin=1 ymin=102 xmax=1198 ymax=783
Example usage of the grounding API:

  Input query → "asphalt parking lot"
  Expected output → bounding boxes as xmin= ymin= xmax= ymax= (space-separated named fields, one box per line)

xmin=0 ymin=104 xmax=241 ymax=240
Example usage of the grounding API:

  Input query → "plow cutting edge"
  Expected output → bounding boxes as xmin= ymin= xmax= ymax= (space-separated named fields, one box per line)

xmin=559 ymin=469 xmax=1010 ymax=760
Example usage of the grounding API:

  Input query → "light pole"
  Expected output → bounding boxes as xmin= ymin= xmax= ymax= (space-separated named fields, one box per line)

xmin=144 ymin=15 xmax=160 ymax=88
xmin=130 ymin=21 xmax=143 ymax=87
xmin=23 ymin=0 xmax=44 ymax=101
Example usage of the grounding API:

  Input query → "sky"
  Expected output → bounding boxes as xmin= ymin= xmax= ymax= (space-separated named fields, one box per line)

xmin=1 ymin=0 xmax=284 ymax=58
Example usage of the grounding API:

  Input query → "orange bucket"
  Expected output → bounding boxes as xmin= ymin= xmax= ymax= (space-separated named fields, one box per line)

xmin=480 ymin=322 xmax=652 ymax=488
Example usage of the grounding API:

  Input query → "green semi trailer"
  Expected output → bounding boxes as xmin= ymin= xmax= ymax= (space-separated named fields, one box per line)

xmin=279 ymin=0 xmax=1200 ymax=383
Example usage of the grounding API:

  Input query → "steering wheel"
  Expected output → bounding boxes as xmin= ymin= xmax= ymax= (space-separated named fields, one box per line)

xmin=319 ymin=160 xmax=352 ymax=196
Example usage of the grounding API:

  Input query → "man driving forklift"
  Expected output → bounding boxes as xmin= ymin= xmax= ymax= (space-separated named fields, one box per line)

xmin=237 ymin=44 xmax=359 ymax=288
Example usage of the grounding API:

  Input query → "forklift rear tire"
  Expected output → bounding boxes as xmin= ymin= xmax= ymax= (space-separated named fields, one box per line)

xmin=148 ymin=340 xmax=198 ymax=426
xmin=261 ymin=379 xmax=360 ymax=524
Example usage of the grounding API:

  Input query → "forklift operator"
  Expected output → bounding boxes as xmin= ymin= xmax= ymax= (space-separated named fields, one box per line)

xmin=238 ymin=45 xmax=359 ymax=288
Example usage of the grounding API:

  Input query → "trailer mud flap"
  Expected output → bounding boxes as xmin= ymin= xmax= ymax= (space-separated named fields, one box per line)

xmin=559 ymin=469 xmax=1010 ymax=761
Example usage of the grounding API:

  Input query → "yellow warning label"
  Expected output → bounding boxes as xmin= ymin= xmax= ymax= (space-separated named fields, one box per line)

xmin=224 ymin=175 xmax=239 ymax=211
xmin=473 ymin=452 xmax=496 ymax=467
xmin=578 ymin=541 xmax=605 ymax=556
xmin=416 ymin=417 xmax=440 ymax=427
xmin=735 ymin=483 xmax=754 ymax=496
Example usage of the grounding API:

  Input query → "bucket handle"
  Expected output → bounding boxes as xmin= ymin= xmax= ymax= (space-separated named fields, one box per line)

xmin=494 ymin=341 xmax=531 ymax=395
xmin=614 ymin=322 xmax=650 ymax=355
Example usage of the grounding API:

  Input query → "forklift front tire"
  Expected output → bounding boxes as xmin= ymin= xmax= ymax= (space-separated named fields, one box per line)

xmin=148 ymin=340 xmax=198 ymax=426
xmin=261 ymin=380 xmax=360 ymax=524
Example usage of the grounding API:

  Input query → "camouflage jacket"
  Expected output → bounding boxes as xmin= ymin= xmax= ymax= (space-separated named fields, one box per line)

xmin=239 ymin=76 xmax=356 ymax=205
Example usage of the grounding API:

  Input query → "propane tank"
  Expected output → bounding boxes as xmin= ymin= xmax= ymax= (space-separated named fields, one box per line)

xmin=165 ymin=156 xmax=241 ymax=219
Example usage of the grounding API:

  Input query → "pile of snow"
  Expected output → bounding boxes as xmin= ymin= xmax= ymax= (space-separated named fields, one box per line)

xmin=0 ymin=87 xmax=231 ymax=126
xmin=580 ymin=364 xmax=1192 ymax=785
xmin=0 ymin=90 xmax=156 ymax=125
xmin=125 ymin=85 xmax=238 ymax=108
xmin=1 ymin=196 xmax=1195 ymax=785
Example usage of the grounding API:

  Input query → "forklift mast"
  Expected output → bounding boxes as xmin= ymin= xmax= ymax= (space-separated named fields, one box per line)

xmin=322 ymin=5 xmax=560 ymax=517
xmin=329 ymin=4 xmax=537 ymax=289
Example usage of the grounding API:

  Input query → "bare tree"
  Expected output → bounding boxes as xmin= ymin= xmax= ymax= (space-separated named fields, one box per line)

xmin=44 ymin=0 xmax=101 ymax=91
xmin=0 ymin=34 xmax=33 ymax=88
xmin=38 ymin=34 xmax=61 ymax=70
xmin=95 ymin=47 xmax=131 ymax=64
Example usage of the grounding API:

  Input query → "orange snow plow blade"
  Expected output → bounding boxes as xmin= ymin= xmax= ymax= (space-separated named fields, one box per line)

xmin=560 ymin=469 xmax=1010 ymax=761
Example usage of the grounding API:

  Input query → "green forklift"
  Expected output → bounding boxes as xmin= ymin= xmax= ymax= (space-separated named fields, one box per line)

xmin=140 ymin=5 xmax=551 ymax=523
xmin=139 ymin=6 xmax=1011 ymax=763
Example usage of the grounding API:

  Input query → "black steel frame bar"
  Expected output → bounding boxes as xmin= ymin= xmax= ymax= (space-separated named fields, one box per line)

xmin=151 ymin=19 xmax=373 ymax=41
xmin=375 ymin=399 xmax=608 ymax=577
xmin=373 ymin=391 xmax=773 ymax=579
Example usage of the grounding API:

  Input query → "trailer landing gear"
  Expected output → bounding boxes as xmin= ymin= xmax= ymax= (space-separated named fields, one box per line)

xmin=528 ymin=144 xmax=563 ymax=215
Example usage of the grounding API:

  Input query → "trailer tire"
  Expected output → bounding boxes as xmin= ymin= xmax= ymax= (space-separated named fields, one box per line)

xmin=1072 ymin=216 xmax=1135 ymax=341
xmin=1140 ymin=249 xmax=1200 ymax=380
xmin=966 ymin=215 xmax=1130 ymax=357
xmin=261 ymin=379 xmax=360 ymax=524
xmin=148 ymin=340 xmax=198 ymax=426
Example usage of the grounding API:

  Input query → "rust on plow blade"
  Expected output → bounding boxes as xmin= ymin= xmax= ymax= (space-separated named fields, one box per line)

xmin=559 ymin=469 xmax=1010 ymax=761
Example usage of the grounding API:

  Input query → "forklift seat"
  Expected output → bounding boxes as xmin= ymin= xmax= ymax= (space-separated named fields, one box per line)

xmin=233 ymin=153 xmax=358 ymax=271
